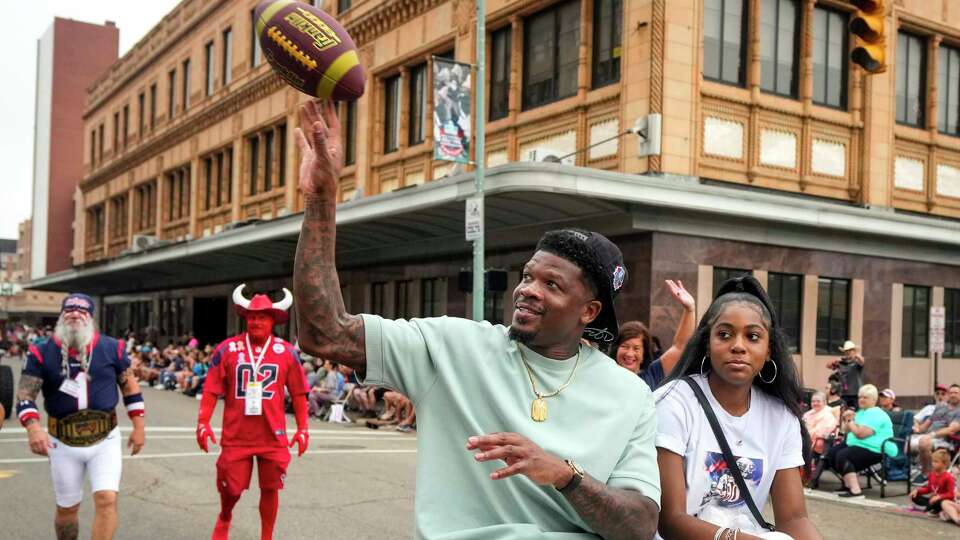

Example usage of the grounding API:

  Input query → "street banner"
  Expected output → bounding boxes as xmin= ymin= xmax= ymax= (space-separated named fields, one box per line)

xmin=433 ymin=57 xmax=472 ymax=163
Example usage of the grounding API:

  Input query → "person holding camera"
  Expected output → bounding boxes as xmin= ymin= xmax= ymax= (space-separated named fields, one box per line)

xmin=826 ymin=341 xmax=864 ymax=409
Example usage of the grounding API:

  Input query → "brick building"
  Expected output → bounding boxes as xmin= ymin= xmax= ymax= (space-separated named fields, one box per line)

xmin=31 ymin=18 xmax=119 ymax=280
xmin=29 ymin=0 xmax=960 ymax=402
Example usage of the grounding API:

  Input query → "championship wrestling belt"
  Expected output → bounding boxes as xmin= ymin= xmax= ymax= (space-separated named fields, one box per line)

xmin=48 ymin=410 xmax=118 ymax=447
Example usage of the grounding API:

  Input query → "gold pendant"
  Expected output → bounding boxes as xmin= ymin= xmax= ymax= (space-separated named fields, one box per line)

xmin=531 ymin=397 xmax=547 ymax=422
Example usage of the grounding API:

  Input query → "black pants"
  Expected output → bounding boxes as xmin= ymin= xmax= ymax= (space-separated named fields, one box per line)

xmin=911 ymin=493 xmax=943 ymax=513
xmin=829 ymin=443 xmax=882 ymax=475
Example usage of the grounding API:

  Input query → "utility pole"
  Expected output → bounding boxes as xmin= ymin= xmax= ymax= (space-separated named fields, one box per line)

xmin=471 ymin=0 xmax=486 ymax=321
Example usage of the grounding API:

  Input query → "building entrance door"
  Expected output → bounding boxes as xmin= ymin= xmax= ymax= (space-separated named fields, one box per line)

xmin=193 ymin=296 xmax=227 ymax=348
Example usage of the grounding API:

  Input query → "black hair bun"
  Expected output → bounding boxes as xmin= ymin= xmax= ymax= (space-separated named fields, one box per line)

xmin=715 ymin=275 xmax=779 ymax=327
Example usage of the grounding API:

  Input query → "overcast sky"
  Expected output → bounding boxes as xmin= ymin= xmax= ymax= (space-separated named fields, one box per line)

xmin=0 ymin=0 xmax=180 ymax=241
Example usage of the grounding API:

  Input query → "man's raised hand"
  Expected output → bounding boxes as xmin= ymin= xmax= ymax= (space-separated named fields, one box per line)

xmin=295 ymin=99 xmax=342 ymax=199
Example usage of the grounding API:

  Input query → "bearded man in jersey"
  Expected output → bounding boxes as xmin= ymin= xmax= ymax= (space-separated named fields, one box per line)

xmin=196 ymin=284 xmax=310 ymax=540
xmin=16 ymin=293 xmax=146 ymax=540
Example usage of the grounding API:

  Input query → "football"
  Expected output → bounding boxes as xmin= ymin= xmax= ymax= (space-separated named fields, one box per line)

xmin=254 ymin=0 xmax=365 ymax=101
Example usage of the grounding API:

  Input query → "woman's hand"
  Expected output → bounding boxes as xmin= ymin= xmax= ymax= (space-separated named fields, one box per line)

xmin=665 ymin=279 xmax=695 ymax=312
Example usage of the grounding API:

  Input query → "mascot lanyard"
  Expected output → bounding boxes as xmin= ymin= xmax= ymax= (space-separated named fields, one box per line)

xmin=243 ymin=334 xmax=272 ymax=416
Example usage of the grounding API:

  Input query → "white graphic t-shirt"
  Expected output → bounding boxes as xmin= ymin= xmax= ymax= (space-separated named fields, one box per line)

xmin=653 ymin=374 xmax=804 ymax=535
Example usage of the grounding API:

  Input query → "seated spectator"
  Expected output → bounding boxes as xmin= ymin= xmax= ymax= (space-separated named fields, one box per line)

xmin=383 ymin=390 xmax=415 ymax=431
xmin=823 ymin=384 xmax=896 ymax=498
xmin=309 ymin=362 xmax=345 ymax=418
xmin=175 ymin=350 xmax=197 ymax=391
xmin=614 ymin=279 xmax=695 ymax=390
xmin=348 ymin=386 xmax=385 ymax=418
xmin=910 ymin=449 xmax=956 ymax=515
xmin=184 ymin=352 xmax=209 ymax=398
xmin=803 ymin=391 xmax=838 ymax=459
xmin=878 ymin=388 xmax=900 ymax=413
xmin=396 ymin=400 xmax=417 ymax=433
xmin=302 ymin=360 xmax=319 ymax=389
xmin=915 ymin=384 xmax=949 ymax=430
xmin=825 ymin=380 xmax=844 ymax=411
xmin=910 ymin=384 xmax=960 ymax=485
xmin=378 ymin=390 xmax=403 ymax=424
xmin=125 ymin=332 xmax=138 ymax=354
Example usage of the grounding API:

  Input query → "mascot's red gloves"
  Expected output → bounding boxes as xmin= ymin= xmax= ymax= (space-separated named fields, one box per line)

xmin=196 ymin=392 xmax=218 ymax=452
xmin=197 ymin=423 xmax=217 ymax=452
xmin=290 ymin=394 xmax=310 ymax=457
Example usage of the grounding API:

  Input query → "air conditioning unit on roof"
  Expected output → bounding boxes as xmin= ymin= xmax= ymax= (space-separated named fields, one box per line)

xmin=524 ymin=147 xmax=574 ymax=166
xmin=131 ymin=234 xmax=159 ymax=252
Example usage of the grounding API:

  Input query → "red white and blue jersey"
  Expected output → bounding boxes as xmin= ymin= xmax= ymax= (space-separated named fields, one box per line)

xmin=204 ymin=334 xmax=308 ymax=448
xmin=21 ymin=333 xmax=129 ymax=420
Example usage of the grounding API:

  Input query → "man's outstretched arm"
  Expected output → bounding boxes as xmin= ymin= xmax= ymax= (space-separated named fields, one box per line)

xmin=293 ymin=100 xmax=366 ymax=371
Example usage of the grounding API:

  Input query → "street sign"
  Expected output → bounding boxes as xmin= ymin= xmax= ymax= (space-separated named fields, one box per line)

xmin=465 ymin=197 xmax=483 ymax=241
xmin=930 ymin=306 xmax=945 ymax=354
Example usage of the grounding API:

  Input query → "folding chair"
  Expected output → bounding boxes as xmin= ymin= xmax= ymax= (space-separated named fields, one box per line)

xmin=866 ymin=410 xmax=912 ymax=498
xmin=322 ymin=383 xmax=357 ymax=424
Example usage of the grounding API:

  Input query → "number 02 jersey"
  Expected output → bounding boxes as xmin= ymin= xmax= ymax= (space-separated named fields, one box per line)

xmin=205 ymin=334 xmax=309 ymax=448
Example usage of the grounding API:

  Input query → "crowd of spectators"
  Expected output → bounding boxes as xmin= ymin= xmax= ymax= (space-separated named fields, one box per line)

xmin=302 ymin=357 xmax=416 ymax=432
xmin=789 ymin=338 xmax=960 ymax=525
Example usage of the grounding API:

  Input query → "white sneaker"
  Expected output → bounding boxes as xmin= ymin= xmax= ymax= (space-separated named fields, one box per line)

xmin=153 ymin=384 xmax=165 ymax=390
xmin=195 ymin=393 xmax=203 ymax=400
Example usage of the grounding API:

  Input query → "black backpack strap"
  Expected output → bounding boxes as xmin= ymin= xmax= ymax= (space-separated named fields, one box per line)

xmin=682 ymin=376 xmax=775 ymax=532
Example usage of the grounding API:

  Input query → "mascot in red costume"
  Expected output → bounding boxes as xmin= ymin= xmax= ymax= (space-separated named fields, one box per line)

xmin=196 ymin=284 xmax=309 ymax=540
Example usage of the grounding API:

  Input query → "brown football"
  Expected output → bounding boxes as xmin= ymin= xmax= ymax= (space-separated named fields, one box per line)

xmin=254 ymin=0 xmax=365 ymax=101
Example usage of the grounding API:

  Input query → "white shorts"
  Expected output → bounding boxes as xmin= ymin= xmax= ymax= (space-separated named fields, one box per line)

xmin=48 ymin=427 xmax=123 ymax=507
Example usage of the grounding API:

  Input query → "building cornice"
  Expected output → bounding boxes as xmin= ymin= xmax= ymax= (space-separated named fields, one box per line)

xmin=345 ymin=0 xmax=448 ymax=47
xmin=84 ymin=0 xmax=449 ymax=117
xmin=84 ymin=0 xmax=229 ymax=118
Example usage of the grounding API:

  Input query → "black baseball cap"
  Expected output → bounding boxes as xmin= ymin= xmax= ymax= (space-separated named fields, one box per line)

xmin=536 ymin=229 xmax=627 ymax=343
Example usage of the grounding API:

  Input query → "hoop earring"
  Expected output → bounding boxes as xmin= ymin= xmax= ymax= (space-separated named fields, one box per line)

xmin=700 ymin=355 xmax=710 ymax=377
xmin=758 ymin=360 xmax=778 ymax=384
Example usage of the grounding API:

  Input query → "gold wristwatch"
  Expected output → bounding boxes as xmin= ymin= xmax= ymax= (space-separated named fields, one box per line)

xmin=557 ymin=459 xmax=585 ymax=494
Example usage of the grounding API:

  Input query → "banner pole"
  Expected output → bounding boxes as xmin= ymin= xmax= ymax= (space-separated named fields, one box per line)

xmin=471 ymin=0 xmax=486 ymax=322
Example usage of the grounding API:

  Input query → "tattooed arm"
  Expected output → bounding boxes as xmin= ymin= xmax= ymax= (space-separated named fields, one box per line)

xmin=293 ymin=100 xmax=366 ymax=372
xmin=564 ymin=476 xmax=659 ymax=540
xmin=17 ymin=374 xmax=52 ymax=455
xmin=117 ymin=367 xmax=140 ymax=396
xmin=118 ymin=367 xmax=146 ymax=455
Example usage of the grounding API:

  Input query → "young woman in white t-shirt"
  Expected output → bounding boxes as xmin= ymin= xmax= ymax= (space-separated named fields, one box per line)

xmin=654 ymin=276 xmax=821 ymax=540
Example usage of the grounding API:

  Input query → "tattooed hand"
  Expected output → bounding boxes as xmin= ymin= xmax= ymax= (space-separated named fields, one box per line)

xmin=295 ymin=99 xmax=342 ymax=199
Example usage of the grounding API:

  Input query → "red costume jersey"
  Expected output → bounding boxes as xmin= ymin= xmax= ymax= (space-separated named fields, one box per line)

xmin=204 ymin=334 xmax=308 ymax=448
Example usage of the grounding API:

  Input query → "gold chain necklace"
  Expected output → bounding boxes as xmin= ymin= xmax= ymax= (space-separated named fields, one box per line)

xmin=517 ymin=345 xmax=581 ymax=422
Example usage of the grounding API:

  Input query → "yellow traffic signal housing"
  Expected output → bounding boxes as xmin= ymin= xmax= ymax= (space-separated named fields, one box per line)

xmin=850 ymin=0 xmax=887 ymax=74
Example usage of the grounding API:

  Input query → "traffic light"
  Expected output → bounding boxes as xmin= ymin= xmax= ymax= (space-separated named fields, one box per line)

xmin=850 ymin=0 xmax=887 ymax=74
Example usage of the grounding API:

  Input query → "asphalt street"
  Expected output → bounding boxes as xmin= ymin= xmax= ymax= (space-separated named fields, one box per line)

xmin=0 ymin=365 xmax=957 ymax=539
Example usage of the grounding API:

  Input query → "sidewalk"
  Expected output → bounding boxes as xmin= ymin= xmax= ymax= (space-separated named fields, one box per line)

xmin=808 ymin=471 xmax=957 ymax=526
